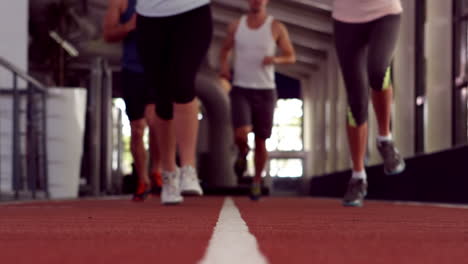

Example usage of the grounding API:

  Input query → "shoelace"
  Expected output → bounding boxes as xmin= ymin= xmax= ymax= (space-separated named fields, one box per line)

xmin=163 ymin=174 xmax=179 ymax=194
xmin=187 ymin=173 xmax=197 ymax=183
xmin=380 ymin=142 xmax=400 ymax=164
xmin=182 ymin=167 xmax=198 ymax=183
xmin=346 ymin=180 xmax=365 ymax=199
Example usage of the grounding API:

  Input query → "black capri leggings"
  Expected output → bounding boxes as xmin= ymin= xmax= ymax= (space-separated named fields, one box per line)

xmin=334 ymin=14 xmax=401 ymax=127
xmin=136 ymin=5 xmax=212 ymax=120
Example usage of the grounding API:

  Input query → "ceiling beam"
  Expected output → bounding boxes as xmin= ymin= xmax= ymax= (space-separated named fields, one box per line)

xmin=275 ymin=0 xmax=332 ymax=12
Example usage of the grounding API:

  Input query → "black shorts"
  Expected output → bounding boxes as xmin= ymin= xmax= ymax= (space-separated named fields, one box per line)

xmin=121 ymin=69 xmax=149 ymax=121
xmin=136 ymin=4 xmax=213 ymax=120
xmin=230 ymin=86 xmax=277 ymax=139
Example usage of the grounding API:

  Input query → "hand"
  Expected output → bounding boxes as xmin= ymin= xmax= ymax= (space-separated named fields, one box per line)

xmin=262 ymin=56 xmax=276 ymax=66
xmin=125 ymin=14 xmax=137 ymax=32
xmin=219 ymin=77 xmax=232 ymax=93
xmin=219 ymin=67 xmax=232 ymax=81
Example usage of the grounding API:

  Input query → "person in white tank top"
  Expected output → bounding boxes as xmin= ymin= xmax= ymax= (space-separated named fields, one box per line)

xmin=332 ymin=0 xmax=402 ymax=23
xmin=219 ymin=0 xmax=296 ymax=200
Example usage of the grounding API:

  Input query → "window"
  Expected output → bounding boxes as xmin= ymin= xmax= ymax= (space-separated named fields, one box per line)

xmin=246 ymin=99 xmax=304 ymax=178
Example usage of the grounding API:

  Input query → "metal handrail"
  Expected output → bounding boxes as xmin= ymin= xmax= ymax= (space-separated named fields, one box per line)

xmin=0 ymin=56 xmax=47 ymax=92
xmin=0 ymin=56 xmax=49 ymax=200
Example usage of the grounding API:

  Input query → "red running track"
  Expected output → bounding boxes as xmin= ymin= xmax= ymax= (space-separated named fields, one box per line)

xmin=1 ymin=196 xmax=467 ymax=264
xmin=0 ymin=197 xmax=223 ymax=264
xmin=236 ymin=198 xmax=468 ymax=264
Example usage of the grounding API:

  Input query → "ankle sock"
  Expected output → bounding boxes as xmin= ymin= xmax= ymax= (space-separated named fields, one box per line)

xmin=377 ymin=134 xmax=393 ymax=143
xmin=352 ymin=170 xmax=367 ymax=181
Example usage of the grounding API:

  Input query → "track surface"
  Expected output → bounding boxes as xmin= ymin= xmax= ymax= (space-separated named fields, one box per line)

xmin=1 ymin=196 xmax=467 ymax=263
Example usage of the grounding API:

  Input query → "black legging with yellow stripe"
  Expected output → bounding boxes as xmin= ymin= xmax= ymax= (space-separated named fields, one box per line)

xmin=334 ymin=14 xmax=401 ymax=126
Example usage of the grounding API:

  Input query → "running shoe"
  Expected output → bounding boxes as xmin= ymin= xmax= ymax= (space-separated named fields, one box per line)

xmin=250 ymin=182 xmax=262 ymax=201
xmin=132 ymin=182 xmax=151 ymax=202
xmin=343 ymin=178 xmax=367 ymax=207
xmin=377 ymin=140 xmax=406 ymax=175
xmin=161 ymin=169 xmax=183 ymax=205
xmin=180 ymin=165 xmax=203 ymax=196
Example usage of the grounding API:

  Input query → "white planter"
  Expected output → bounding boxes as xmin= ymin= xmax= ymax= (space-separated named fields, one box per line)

xmin=47 ymin=88 xmax=87 ymax=199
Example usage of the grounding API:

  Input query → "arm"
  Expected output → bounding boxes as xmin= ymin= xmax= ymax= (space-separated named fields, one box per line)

xmin=102 ymin=0 xmax=135 ymax=42
xmin=263 ymin=21 xmax=296 ymax=65
xmin=218 ymin=20 xmax=240 ymax=80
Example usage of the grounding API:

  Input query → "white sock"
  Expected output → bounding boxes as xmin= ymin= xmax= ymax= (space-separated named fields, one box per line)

xmin=352 ymin=170 xmax=367 ymax=181
xmin=377 ymin=133 xmax=393 ymax=143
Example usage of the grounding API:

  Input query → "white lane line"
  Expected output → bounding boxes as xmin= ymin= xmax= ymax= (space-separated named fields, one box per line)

xmin=198 ymin=197 xmax=269 ymax=264
xmin=392 ymin=201 xmax=468 ymax=209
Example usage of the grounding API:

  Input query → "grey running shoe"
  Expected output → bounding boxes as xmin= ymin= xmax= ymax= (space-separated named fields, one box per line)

xmin=377 ymin=140 xmax=406 ymax=175
xmin=343 ymin=178 xmax=367 ymax=207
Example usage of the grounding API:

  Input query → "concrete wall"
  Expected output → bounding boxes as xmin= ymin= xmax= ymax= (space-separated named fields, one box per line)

xmin=0 ymin=0 xmax=28 ymax=86
xmin=425 ymin=0 xmax=453 ymax=153
xmin=393 ymin=0 xmax=416 ymax=158
xmin=0 ymin=0 xmax=29 ymax=192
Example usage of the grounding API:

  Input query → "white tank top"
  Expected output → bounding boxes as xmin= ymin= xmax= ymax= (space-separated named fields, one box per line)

xmin=136 ymin=0 xmax=209 ymax=17
xmin=233 ymin=15 xmax=276 ymax=89
xmin=332 ymin=0 xmax=402 ymax=23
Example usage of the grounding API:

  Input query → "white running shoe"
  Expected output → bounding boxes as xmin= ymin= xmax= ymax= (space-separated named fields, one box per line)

xmin=161 ymin=169 xmax=183 ymax=205
xmin=180 ymin=165 xmax=203 ymax=196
